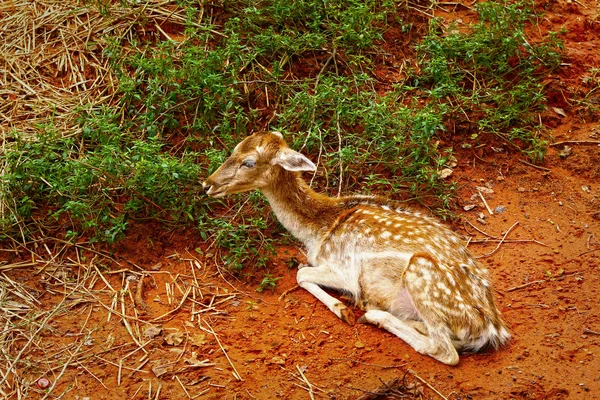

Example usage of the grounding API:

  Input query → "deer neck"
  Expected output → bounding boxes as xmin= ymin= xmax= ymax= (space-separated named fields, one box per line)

xmin=261 ymin=168 xmax=339 ymax=249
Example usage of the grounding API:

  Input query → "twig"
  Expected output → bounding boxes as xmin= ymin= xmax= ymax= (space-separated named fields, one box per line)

xmin=330 ymin=357 xmax=406 ymax=369
xmin=549 ymin=140 xmax=600 ymax=147
xmin=577 ymin=248 xmax=600 ymax=257
xmin=175 ymin=375 xmax=192 ymax=399
xmin=464 ymin=220 xmax=501 ymax=239
xmin=150 ymin=285 xmax=192 ymax=322
xmin=478 ymin=189 xmax=494 ymax=215
xmin=475 ymin=222 xmax=520 ymax=258
xmin=278 ymin=284 xmax=300 ymax=301
xmin=408 ymin=369 xmax=448 ymax=400
xmin=507 ymin=279 xmax=546 ymax=292
xmin=134 ymin=274 xmax=150 ymax=314
xmin=518 ymin=159 xmax=551 ymax=172
xmin=584 ymin=329 xmax=600 ymax=336
xmin=41 ymin=334 xmax=89 ymax=400
xmin=296 ymin=365 xmax=315 ymax=400
xmin=200 ymin=321 xmax=242 ymax=381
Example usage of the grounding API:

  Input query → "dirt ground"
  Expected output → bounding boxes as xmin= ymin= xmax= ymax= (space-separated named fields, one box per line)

xmin=2 ymin=0 xmax=600 ymax=399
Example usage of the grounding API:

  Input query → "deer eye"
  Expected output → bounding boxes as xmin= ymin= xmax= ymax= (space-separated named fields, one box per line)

xmin=241 ymin=159 xmax=256 ymax=168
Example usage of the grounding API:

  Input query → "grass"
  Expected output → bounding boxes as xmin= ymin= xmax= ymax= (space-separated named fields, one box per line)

xmin=2 ymin=0 xmax=563 ymax=281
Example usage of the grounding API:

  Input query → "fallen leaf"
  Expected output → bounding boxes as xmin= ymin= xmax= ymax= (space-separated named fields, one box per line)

xmin=150 ymin=262 xmax=162 ymax=271
xmin=439 ymin=168 xmax=453 ymax=179
xmin=446 ymin=155 xmax=458 ymax=168
xmin=552 ymin=107 xmax=567 ymax=117
xmin=463 ymin=204 xmax=477 ymax=211
xmin=151 ymin=361 xmax=173 ymax=377
xmin=355 ymin=341 xmax=365 ymax=349
xmin=189 ymin=333 xmax=207 ymax=346
xmin=143 ymin=325 xmax=163 ymax=339
xmin=164 ymin=330 xmax=184 ymax=346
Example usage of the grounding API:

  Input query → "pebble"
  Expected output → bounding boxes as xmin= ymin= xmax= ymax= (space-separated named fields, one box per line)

xmin=494 ymin=205 xmax=507 ymax=214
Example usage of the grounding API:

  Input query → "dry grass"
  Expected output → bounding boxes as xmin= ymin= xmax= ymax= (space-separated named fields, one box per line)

xmin=0 ymin=2 xmax=238 ymax=398
xmin=0 ymin=244 xmax=239 ymax=398
xmin=0 ymin=0 xmax=197 ymax=140
xmin=0 ymin=0 xmax=197 ymax=265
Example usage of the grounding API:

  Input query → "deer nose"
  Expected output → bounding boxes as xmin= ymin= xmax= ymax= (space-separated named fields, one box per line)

xmin=202 ymin=182 xmax=211 ymax=194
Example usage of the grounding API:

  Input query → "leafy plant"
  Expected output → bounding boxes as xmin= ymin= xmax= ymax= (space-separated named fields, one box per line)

xmin=415 ymin=0 xmax=563 ymax=160
xmin=256 ymin=273 xmax=281 ymax=293
xmin=2 ymin=0 xmax=563 ymax=275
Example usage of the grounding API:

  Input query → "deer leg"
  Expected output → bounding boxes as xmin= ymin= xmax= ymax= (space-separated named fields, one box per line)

xmin=359 ymin=309 xmax=459 ymax=365
xmin=296 ymin=265 xmax=356 ymax=325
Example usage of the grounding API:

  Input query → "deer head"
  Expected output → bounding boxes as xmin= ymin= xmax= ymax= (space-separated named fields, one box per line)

xmin=202 ymin=131 xmax=316 ymax=198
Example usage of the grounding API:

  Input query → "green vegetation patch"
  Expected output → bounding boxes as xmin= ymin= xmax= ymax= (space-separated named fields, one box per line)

xmin=2 ymin=0 xmax=563 ymax=280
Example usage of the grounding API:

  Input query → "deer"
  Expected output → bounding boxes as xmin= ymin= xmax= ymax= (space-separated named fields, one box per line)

xmin=202 ymin=131 xmax=510 ymax=365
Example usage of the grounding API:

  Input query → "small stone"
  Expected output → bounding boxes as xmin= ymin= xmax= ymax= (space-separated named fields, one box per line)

xmin=494 ymin=205 xmax=507 ymax=214
xmin=355 ymin=341 xmax=365 ymax=349
xmin=558 ymin=201 xmax=564 ymax=206
xmin=463 ymin=204 xmax=477 ymax=211
xmin=477 ymin=218 xmax=487 ymax=225
xmin=476 ymin=186 xmax=494 ymax=194
xmin=518 ymin=187 xmax=526 ymax=192
xmin=271 ymin=356 xmax=286 ymax=365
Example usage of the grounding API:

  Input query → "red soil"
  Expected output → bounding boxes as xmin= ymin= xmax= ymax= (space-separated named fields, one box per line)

xmin=2 ymin=0 xmax=600 ymax=399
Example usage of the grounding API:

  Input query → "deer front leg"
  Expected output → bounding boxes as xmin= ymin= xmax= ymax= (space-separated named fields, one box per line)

xmin=296 ymin=265 xmax=356 ymax=325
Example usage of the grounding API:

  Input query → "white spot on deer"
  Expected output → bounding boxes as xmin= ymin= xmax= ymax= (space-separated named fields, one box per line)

xmin=381 ymin=231 xmax=392 ymax=239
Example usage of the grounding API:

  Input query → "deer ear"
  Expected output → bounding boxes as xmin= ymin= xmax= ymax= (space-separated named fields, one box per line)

xmin=273 ymin=148 xmax=316 ymax=172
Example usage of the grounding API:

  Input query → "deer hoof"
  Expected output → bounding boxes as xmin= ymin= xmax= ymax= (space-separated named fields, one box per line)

xmin=357 ymin=315 xmax=368 ymax=324
xmin=340 ymin=307 xmax=356 ymax=326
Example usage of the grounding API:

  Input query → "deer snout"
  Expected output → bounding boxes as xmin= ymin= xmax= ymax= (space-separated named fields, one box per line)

xmin=202 ymin=181 xmax=212 ymax=194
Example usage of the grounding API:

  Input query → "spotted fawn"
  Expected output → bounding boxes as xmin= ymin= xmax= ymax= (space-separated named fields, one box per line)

xmin=203 ymin=131 xmax=510 ymax=365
